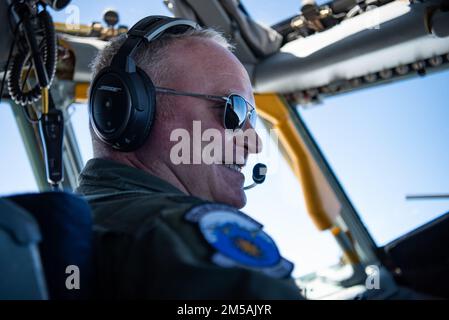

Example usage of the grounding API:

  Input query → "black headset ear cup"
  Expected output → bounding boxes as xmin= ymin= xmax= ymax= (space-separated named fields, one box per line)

xmin=89 ymin=67 xmax=132 ymax=143
xmin=135 ymin=66 xmax=156 ymax=142
xmin=89 ymin=66 xmax=155 ymax=151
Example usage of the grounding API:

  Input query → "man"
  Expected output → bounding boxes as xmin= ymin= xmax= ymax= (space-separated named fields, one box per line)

xmin=76 ymin=16 xmax=303 ymax=299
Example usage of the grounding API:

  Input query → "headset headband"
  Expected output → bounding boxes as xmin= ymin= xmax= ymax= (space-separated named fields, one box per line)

xmin=111 ymin=16 xmax=199 ymax=73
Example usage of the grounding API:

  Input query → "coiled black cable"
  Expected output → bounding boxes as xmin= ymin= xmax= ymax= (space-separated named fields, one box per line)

xmin=7 ymin=9 xmax=57 ymax=106
xmin=0 ymin=2 xmax=21 ymax=104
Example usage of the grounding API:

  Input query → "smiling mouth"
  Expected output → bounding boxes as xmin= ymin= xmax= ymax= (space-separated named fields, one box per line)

xmin=221 ymin=163 xmax=243 ymax=173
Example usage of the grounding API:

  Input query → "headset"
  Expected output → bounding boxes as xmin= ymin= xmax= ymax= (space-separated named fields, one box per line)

xmin=89 ymin=16 xmax=199 ymax=152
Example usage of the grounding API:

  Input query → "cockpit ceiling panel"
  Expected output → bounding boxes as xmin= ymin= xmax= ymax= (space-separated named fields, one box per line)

xmin=252 ymin=2 xmax=449 ymax=94
xmin=60 ymin=35 xmax=107 ymax=83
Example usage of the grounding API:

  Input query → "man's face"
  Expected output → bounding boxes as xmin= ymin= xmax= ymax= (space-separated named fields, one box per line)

xmin=143 ymin=38 xmax=262 ymax=209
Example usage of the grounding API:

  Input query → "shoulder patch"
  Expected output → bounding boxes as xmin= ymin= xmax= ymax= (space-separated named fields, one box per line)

xmin=185 ymin=203 xmax=294 ymax=278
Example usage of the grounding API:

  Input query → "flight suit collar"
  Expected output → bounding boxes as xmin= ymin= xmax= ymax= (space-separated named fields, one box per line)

xmin=78 ymin=158 xmax=184 ymax=195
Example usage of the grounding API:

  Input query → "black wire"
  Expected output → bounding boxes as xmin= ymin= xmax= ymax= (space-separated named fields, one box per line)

xmin=21 ymin=37 xmax=46 ymax=93
xmin=0 ymin=21 xmax=23 ymax=104
xmin=19 ymin=34 xmax=48 ymax=124
xmin=4 ymin=2 xmax=26 ymax=99
xmin=8 ymin=9 xmax=57 ymax=106
xmin=0 ymin=39 xmax=16 ymax=104
xmin=21 ymin=58 xmax=33 ymax=92
xmin=1 ymin=7 xmax=24 ymax=104
xmin=7 ymin=1 xmax=17 ymax=38
xmin=3 ymin=3 xmax=54 ymax=125
xmin=8 ymin=2 xmax=43 ymax=38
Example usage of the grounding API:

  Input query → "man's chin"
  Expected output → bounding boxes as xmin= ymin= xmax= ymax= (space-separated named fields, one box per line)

xmin=215 ymin=189 xmax=247 ymax=209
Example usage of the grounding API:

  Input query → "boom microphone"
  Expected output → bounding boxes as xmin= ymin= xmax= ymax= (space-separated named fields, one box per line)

xmin=243 ymin=163 xmax=267 ymax=190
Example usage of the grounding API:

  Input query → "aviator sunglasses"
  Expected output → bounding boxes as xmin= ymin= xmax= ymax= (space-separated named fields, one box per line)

xmin=155 ymin=87 xmax=257 ymax=130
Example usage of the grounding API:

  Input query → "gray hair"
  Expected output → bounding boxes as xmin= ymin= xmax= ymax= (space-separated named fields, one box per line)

xmin=90 ymin=27 xmax=234 ymax=84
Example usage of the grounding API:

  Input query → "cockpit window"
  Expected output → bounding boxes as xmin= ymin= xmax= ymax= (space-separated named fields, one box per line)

xmin=0 ymin=103 xmax=38 ymax=195
xmin=298 ymin=70 xmax=449 ymax=246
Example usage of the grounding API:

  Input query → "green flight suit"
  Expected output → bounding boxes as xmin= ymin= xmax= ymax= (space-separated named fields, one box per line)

xmin=76 ymin=158 xmax=303 ymax=299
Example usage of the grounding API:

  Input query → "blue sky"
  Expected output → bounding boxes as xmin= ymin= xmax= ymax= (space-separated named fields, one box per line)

xmin=0 ymin=0 xmax=448 ymax=277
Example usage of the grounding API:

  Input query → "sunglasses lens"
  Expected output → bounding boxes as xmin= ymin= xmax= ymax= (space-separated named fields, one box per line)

xmin=248 ymin=109 xmax=257 ymax=128
xmin=225 ymin=95 xmax=248 ymax=129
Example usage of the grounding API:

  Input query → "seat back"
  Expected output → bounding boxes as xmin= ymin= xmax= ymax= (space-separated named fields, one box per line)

xmin=0 ymin=198 xmax=48 ymax=299
xmin=6 ymin=192 xmax=94 ymax=299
